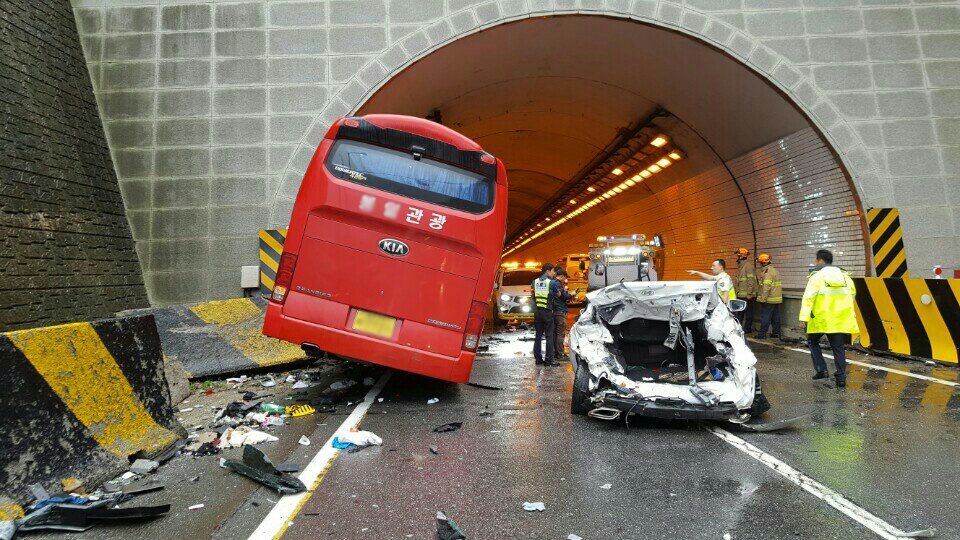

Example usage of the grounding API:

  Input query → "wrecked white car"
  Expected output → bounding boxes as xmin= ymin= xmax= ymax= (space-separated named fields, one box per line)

xmin=569 ymin=281 xmax=769 ymax=423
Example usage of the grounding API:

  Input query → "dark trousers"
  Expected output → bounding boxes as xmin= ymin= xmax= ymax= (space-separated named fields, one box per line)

xmin=533 ymin=308 xmax=555 ymax=363
xmin=736 ymin=298 xmax=755 ymax=332
xmin=553 ymin=312 xmax=567 ymax=359
xmin=809 ymin=333 xmax=847 ymax=382
xmin=758 ymin=303 xmax=781 ymax=337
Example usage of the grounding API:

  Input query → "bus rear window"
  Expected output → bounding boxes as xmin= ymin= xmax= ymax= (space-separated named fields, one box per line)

xmin=326 ymin=140 xmax=494 ymax=214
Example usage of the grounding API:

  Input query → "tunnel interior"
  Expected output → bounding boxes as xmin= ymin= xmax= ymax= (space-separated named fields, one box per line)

xmin=358 ymin=16 xmax=868 ymax=296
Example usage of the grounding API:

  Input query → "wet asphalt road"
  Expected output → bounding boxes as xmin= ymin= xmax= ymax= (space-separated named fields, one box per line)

xmin=32 ymin=319 xmax=960 ymax=539
xmin=271 ymin=325 xmax=960 ymax=540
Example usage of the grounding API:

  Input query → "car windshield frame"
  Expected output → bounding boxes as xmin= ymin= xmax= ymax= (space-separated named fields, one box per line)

xmin=326 ymin=139 xmax=495 ymax=214
xmin=501 ymin=270 xmax=542 ymax=287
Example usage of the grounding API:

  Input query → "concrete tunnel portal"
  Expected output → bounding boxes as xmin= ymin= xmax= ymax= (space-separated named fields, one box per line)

xmin=356 ymin=15 xmax=869 ymax=296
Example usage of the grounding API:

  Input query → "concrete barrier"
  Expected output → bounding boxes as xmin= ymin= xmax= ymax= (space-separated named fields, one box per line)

xmin=125 ymin=297 xmax=308 ymax=378
xmin=854 ymin=277 xmax=960 ymax=364
xmin=0 ymin=315 xmax=184 ymax=507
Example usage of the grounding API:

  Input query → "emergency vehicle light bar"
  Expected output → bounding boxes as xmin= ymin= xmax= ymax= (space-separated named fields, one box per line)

xmin=596 ymin=234 xmax=646 ymax=243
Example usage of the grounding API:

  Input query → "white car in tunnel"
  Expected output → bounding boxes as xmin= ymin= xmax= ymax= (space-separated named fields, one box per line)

xmin=492 ymin=265 xmax=542 ymax=327
xmin=569 ymin=281 xmax=770 ymax=423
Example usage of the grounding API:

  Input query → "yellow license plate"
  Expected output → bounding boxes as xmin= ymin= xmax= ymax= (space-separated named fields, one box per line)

xmin=352 ymin=310 xmax=396 ymax=339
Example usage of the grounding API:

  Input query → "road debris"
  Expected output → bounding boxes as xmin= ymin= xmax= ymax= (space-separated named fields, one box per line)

xmin=287 ymin=404 xmax=316 ymax=417
xmin=299 ymin=435 xmax=311 ymax=446
xmin=568 ymin=535 xmax=583 ymax=540
xmin=600 ymin=483 xmax=612 ymax=490
xmin=430 ymin=446 xmax=439 ymax=455
xmin=129 ymin=460 xmax=158 ymax=475
xmin=363 ymin=377 xmax=376 ymax=386
xmin=427 ymin=398 xmax=440 ymax=405
xmin=276 ymin=464 xmax=300 ymax=473
xmin=223 ymin=446 xmax=307 ymax=495
xmin=328 ymin=380 xmax=357 ymax=392
xmin=522 ymin=502 xmax=545 ymax=512
xmin=292 ymin=380 xmax=309 ymax=389
xmin=121 ymin=480 xmax=164 ymax=496
xmin=220 ymin=426 xmax=279 ymax=448
xmin=261 ymin=375 xmax=277 ymax=388
xmin=188 ymin=504 xmax=204 ymax=510
xmin=436 ymin=510 xmax=466 ymax=540
xmin=433 ymin=422 xmax=462 ymax=433
xmin=17 ymin=499 xmax=170 ymax=533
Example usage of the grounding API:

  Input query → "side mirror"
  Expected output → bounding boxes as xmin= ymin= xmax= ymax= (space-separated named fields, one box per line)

xmin=579 ymin=261 xmax=586 ymax=271
xmin=594 ymin=265 xmax=604 ymax=276
xmin=728 ymin=299 xmax=747 ymax=312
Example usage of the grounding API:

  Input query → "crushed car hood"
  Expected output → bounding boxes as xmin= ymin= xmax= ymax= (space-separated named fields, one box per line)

xmin=570 ymin=281 xmax=757 ymax=410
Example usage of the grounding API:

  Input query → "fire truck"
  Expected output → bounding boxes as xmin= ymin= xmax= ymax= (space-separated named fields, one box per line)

xmin=585 ymin=234 xmax=664 ymax=291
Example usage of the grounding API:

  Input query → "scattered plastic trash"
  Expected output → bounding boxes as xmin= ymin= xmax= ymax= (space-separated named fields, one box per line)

xmin=299 ymin=435 xmax=311 ymax=446
xmin=346 ymin=398 xmax=364 ymax=407
xmin=378 ymin=398 xmax=384 ymax=403
xmin=222 ymin=446 xmax=306 ymax=495
xmin=427 ymin=398 xmax=440 ymax=405
xmin=261 ymin=376 xmax=277 ymax=388
xmin=261 ymin=403 xmax=286 ymax=414
xmin=436 ymin=510 xmax=466 ymax=540
xmin=522 ymin=502 xmax=545 ymax=512
xmin=129 ymin=460 xmax=158 ymax=475
xmin=179 ymin=407 xmax=193 ymax=413
xmin=27 ymin=483 xmax=50 ymax=502
xmin=337 ymin=430 xmax=383 ymax=447
xmin=363 ymin=377 xmax=376 ymax=386
xmin=332 ymin=437 xmax=355 ymax=450
xmin=292 ymin=381 xmax=309 ymax=389
xmin=568 ymin=535 xmax=583 ymax=540
xmin=120 ymin=472 xmax=137 ymax=481
xmin=189 ymin=504 xmax=204 ymax=510
xmin=34 ymin=497 xmax=89 ymax=511
xmin=285 ymin=375 xmax=297 ymax=383
xmin=1 ymin=520 xmax=16 ymax=540
xmin=261 ymin=416 xmax=284 ymax=428
xmin=226 ymin=376 xmax=249 ymax=384
xmin=925 ymin=360 xmax=936 ymax=366
xmin=433 ymin=422 xmax=462 ymax=433
xmin=61 ymin=478 xmax=85 ymax=495
xmin=287 ymin=404 xmax=315 ymax=417
xmin=220 ymin=426 xmax=279 ymax=448
xmin=600 ymin=483 xmax=612 ymax=490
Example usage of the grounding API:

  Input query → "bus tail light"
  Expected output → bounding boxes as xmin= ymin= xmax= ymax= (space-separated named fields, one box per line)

xmin=271 ymin=253 xmax=298 ymax=304
xmin=463 ymin=301 xmax=487 ymax=351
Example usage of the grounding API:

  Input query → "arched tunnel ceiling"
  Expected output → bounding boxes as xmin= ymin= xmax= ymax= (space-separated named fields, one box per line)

xmin=358 ymin=15 xmax=809 ymax=238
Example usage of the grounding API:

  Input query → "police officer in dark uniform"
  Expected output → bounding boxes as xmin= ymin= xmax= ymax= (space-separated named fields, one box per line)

xmin=532 ymin=263 xmax=557 ymax=366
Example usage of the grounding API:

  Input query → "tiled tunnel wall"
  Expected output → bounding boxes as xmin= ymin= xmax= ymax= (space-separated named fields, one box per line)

xmin=0 ymin=0 xmax=148 ymax=331
xmin=515 ymin=128 xmax=866 ymax=295
xmin=66 ymin=0 xmax=959 ymax=304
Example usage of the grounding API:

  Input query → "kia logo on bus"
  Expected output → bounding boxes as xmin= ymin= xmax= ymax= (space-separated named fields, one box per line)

xmin=378 ymin=239 xmax=409 ymax=257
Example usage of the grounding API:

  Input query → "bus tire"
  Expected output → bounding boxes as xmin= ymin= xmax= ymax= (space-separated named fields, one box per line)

xmin=571 ymin=355 xmax=591 ymax=416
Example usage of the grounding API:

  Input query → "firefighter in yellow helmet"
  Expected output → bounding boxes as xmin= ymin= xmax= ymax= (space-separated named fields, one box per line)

xmin=755 ymin=253 xmax=782 ymax=339
xmin=734 ymin=248 xmax=757 ymax=333
xmin=800 ymin=249 xmax=859 ymax=388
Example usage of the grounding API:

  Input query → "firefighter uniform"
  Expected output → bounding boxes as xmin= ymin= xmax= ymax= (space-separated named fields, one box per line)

xmin=735 ymin=256 xmax=757 ymax=332
xmin=800 ymin=265 xmax=859 ymax=384
xmin=756 ymin=257 xmax=782 ymax=339
xmin=532 ymin=274 xmax=555 ymax=365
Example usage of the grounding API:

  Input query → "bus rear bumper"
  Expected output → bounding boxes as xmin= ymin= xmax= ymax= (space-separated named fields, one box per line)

xmin=263 ymin=303 xmax=475 ymax=384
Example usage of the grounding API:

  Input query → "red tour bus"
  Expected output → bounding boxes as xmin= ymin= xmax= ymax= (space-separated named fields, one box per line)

xmin=262 ymin=114 xmax=508 ymax=383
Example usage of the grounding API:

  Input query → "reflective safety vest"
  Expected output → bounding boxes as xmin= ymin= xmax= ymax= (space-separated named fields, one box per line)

xmin=533 ymin=276 xmax=551 ymax=309
xmin=758 ymin=264 xmax=782 ymax=304
xmin=717 ymin=271 xmax=736 ymax=301
xmin=736 ymin=259 xmax=757 ymax=299
xmin=799 ymin=266 xmax=859 ymax=334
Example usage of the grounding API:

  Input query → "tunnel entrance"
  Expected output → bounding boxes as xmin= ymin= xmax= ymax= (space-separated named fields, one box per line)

xmin=355 ymin=15 xmax=867 ymax=297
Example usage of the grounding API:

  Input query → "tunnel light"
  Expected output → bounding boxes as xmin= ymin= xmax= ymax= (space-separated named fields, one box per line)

xmin=612 ymin=168 xmax=624 ymax=176
xmin=569 ymin=199 xmax=577 ymax=205
xmin=603 ymin=193 xmax=612 ymax=199
xmin=651 ymin=135 xmax=668 ymax=147
xmin=545 ymin=217 xmax=551 ymax=221
xmin=613 ymin=187 xmax=623 ymax=193
xmin=647 ymin=164 xmax=662 ymax=174
xmin=668 ymin=151 xmax=684 ymax=161
xmin=556 ymin=209 xmax=562 ymax=214
xmin=630 ymin=175 xmax=641 ymax=182
xmin=618 ymin=183 xmax=628 ymax=190
xmin=657 ymin=158 xmax=672 ymax=168
xmin=587 ymin=186 xmax=596 ymax=192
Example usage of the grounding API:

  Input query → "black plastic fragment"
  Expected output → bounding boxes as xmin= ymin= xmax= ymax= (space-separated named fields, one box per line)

xmin=223 ymin=446 xmax=307 ymax=495
xmin=436 ymin=510 xmax=466 ymax=540
xmin=433 ymin=422 xmax=463 ymax=433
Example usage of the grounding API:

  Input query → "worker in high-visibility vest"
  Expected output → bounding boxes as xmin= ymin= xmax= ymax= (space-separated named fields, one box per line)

xmin=687 ymin=259 xmax=736 ymax=304
xmin=531 ymin=263 xmax=559 ymax=367
xmin=799 ymin=249 xmax=859 ymax=388
xmin=734 ymin=248 xmax=757 ymax=333
xmin=755 ymin=253 xmax=782 ymax=339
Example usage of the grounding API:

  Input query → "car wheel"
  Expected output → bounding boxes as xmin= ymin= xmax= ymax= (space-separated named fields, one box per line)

xmin=750 ymin=373 xmax=771 ymax=416
xmin=571 ymin=354 xmax=592 ymax=416
xmin=493 ymin=316 xmax=507 ymax=328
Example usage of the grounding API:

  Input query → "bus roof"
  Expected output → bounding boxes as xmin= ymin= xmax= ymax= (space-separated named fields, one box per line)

xmin=352 ymin=114 xmax=484 ymax=152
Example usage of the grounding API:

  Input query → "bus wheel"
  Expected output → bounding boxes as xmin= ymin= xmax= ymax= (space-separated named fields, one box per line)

xmin=571 ymin=355 xmax=591 ymax=416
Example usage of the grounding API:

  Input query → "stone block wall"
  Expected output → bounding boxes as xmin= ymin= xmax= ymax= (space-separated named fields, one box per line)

xmin=68 ymin=0 xmax=960 ymax=303
xmin=1 ymin=0 xmax=148 ymax=330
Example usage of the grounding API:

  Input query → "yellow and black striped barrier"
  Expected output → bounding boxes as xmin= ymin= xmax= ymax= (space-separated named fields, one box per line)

xmin=854 ymin=277 xmax=960 ymax=364
xmin=0 ymin=315 xmax=184 ymax=507
xmin=866 ymin=208 xmax=909 ymax=278
xmin=259 ymin=229 xmax=288 ymax=295
xmin=124 ymin=297 xmax=307 ymax=378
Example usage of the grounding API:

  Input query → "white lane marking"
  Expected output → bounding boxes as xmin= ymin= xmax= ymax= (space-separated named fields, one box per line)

xmin=248 ymin=370 xmax=393 ymax=540
xmin=787 ymin=347 xmax=959 ymax=388
xmin=707 ymin=425 xmax=932 ymax=540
